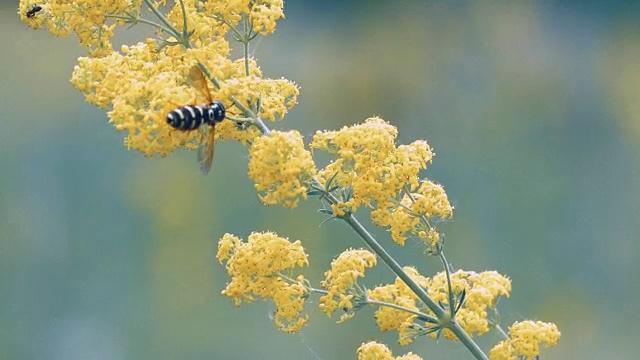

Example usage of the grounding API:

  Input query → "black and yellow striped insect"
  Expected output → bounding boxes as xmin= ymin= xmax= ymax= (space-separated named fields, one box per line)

xmin=26 ymin=5 xmax=42 ymax=18
xmin=166 ymin=66 xmax=226 ymax=175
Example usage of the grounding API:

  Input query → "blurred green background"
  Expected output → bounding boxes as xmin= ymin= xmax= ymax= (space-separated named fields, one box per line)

xmin=1 ymin=1 xmax=639 ymax=359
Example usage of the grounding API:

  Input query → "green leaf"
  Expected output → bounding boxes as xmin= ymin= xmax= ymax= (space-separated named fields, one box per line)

xmin=326 ymin=185 xmax=340 ymax=193
xmin=417 ymin=315 xmax=438 ymax=324
xmin=454 ymin=289 xmax=466 ymax=315
xmin=324 ymin=172 xmax=339 ymax=191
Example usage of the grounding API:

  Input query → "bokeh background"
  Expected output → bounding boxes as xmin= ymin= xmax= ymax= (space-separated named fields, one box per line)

xmin=1 ymin=1 xmax=639 ymax=359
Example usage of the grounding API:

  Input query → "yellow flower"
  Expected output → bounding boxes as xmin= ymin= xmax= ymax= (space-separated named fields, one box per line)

xmin=427 ymin=270 xmax=511 ymax=340
xmin=368 ymin=267 xmax=428 ymax=345
xmin=248 ymin=130 xmax=317 ymax=208
xmin=19 ymin=0 xmax=139 ymax=55
xmin=249 ymin=0 xmax=285 ymax=35
xmin=71 ymin=40 xmax=228 ymax=157
xmin=27 ymin=0 xmax=296 ymax=158
xmin=368 ymin=285 xmax=419 ymax=345
xmin=319 ymin=249 xmax=376 ymax=318
xmin=368 ymin=268 xmax=510 ymax=345
xmin=356 ymin=341 xmax=422 ymax=360
xmin=371 ymin=180 xmax=452 ymax=247
xmin=217 ymin=232 xmax=310 ymax=332
xmin=312 ymin=118 xmax=449 ymax=248
xmin=19 ymin=0 xmax=285 ymax=55
xmin=489 ymin=321 xmax=561 ymax=360
xmin=70 ymin=31 xmax=298 ymax=158
xmin=371 ymin=197 xmax=420 ymax=246
xmin=312 ymin=118 xmax=401 ymax=210
xmin=203 ymin=0 xmax=285 ymax=35
xmin=215 ymin=73 xmax=299 ymax=123
xmin=411 ymin=180 xmax=454 ymax=219
xmin=166 ymin=0 xmax=228 ymax=46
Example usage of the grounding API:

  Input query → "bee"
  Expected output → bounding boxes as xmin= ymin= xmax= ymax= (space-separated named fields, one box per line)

xmin=26 ymin=5 xmax=42 ymax=18
xmin=166 ymin=66 xmax=226 ymax=175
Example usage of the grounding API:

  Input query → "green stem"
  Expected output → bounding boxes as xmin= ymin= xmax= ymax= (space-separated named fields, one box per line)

xmin=278 ymin=273 xmax=327 ymax=294
xmin=367 ymin=299 xmax=438 ymax=323
xmin=195 ymin=61 xmax=221 ymax=89
xmin=106 ymin=14 xmax=176 ymax=34
xmin=242 ymin=14 xmax=250 ymax=76
xmin=496 ymin=324 xmax=509 ymax=339
xmin=387 ymin=197 xmax=417 ymax=214
xmin=403 ymin=186 xmax=457 ymax=318
xmin=340 ymin=213 xmax=443 ymax=316
xmin=142 ymin=0 xmax=182 ymax=40
xmin=242 ymin=117 xmax=486 ymax=358
xmin=251 ymin=116 xmax=271 ymax=135
xmin=185 ymin=25 xmax=486 ymax=356
xmin=225 ymin=115 xmax=252 ymax=123
xmin=439 ymin=251 xmax=456 ymax=317
xmin=339 ymin=213 xmax=487 ymax=360
xmin=280 ymin=271 xmax=436 ymax=323
xmin=178 ymin=0 xmax=189 ymax=40
xmin=403 ymin=184 xmax=433 ymax=229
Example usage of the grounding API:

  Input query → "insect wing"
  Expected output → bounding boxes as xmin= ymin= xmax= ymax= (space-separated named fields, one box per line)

xmin=184 ymin=65 xmax=220 ymax=175
xmin=197 ymin=124 xmax=216 ymax=175
xmin=187 ymin=65 xmax=212 ymax=105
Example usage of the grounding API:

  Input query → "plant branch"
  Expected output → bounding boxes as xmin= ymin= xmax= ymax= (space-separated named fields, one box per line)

xmin=142 ymin=0 xmax=182 ymax=40
xmin=366 ymin=299 xmax=438 ymax=323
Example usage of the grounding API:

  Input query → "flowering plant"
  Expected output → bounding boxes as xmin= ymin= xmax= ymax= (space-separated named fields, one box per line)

xmin=20 ymin=1 xmax=560 ymax=359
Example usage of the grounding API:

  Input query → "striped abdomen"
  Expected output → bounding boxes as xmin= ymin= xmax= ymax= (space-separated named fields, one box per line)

xmin=166 ymin=100 xmax=225 ymax=130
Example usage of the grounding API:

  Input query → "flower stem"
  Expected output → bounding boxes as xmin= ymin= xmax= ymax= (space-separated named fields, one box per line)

xmin=216 ymin=72 xmax=487 ymax=360
xmin=496 ymin=324 xmax=509 ymax=339
xmin=142 ymin=0 xmax=182 ymax=40
xmin=366 ymin=299 xmax=438 ymax=323
xmin=106 ymin=14 xmax=175 ymax=35
xmin=403 ymin=186 xmax=458 ymax=319
xmin=278 ymin=273 xmax=327 ymax=294
xmin=439 ymin=251 xmax=456 ymax=317
xmin=178 ymin=0 xmax=189 ymax=40
xmin=242 ymin=14 xmax=250 ymax=76
xmin=339 ymin=214 xmax=487 ymax=360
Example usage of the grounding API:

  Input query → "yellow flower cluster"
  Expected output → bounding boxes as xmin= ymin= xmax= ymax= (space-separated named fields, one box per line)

xmin=164 ymin=1 xmax=228 ymax=46
xmin=217 ymin=232 xmax=310 ymax=332
xmin=71 ymin=40 xmax=221 ymax=157
xmin=20 ymin=0 xmax=286 ymax=55
xmin=19 ymin=0 xmax=138 ymax=56
xmin=368 ymin=267 xmax=428 ymax=345
xmin=312 ymin=118 xmax=401 ymax=211
xmin=215 ymin=74 xmax=299 ymax=123
xmin=427 ymin=270 xmax=511 ymax=340
xmin=23 ymin=0 xmax=295 ymax=159
xmin=248 ymin=131 xmax=317 ymax=208
xmin=312 ymin=118 xmax=452 ymax=247
xmin=202 ymin=0 xmax=284 ymax=35
xmin=371 ymin=180 xmax=453 ymax=246
xmin=357 ymin=341 xmax=422 ymax=360
xmin=319 ymin=249 xmax=377 ymax=320
xmin=489 ymin=320 xmax=561 ymax=360
xmin=70 ymin=39 xmax=297 ymax=157
xmin=248 ymin=0 xmax=284 ymax=35
xmin=368 ymin=269 xmax=511 ymax=345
